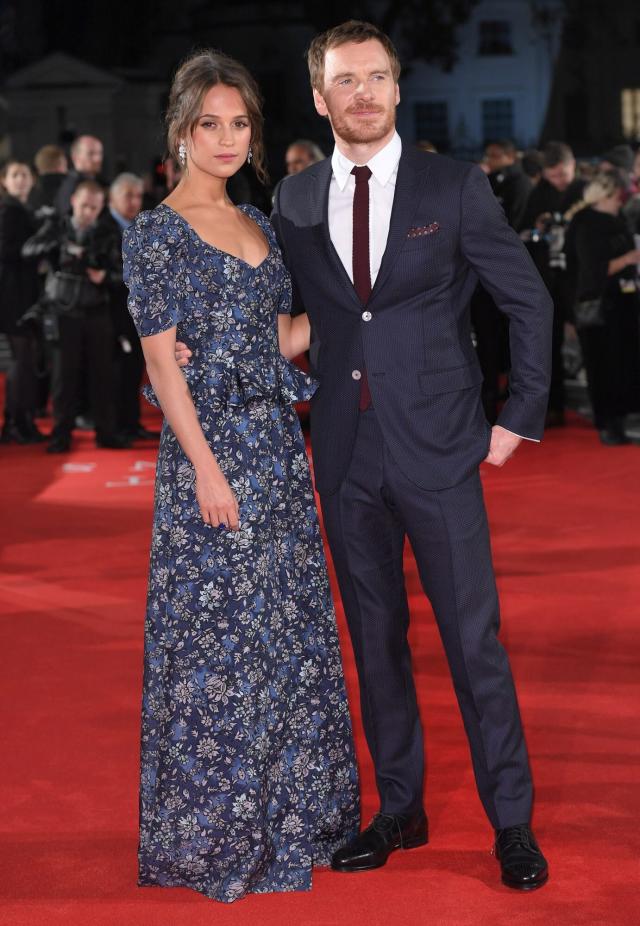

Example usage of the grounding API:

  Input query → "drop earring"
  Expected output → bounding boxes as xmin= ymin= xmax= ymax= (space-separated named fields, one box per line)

xmin=178 ymin=141 xmax=187 ymax=165
xmin=247 ymin=146 xmax=253 ymax=164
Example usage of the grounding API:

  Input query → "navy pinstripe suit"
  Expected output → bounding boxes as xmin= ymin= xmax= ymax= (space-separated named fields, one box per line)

xmin=272 ymin=145 xmax=553 ymax=829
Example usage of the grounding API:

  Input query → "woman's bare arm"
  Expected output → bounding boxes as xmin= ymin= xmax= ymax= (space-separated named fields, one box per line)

xmin=142 ymin=328 xmax=239 ymax=530
xmin=277 ymin=312 xmax=311 ymax=359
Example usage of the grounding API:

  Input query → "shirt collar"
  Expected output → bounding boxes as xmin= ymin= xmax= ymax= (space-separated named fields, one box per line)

xmin=110 ymin=206 xmax=134 ymax=230
xmin=331 ymin=131 xmax=402 ymax=191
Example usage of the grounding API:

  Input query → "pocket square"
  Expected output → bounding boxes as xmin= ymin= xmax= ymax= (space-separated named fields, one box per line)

xmin=407 ymin=222 xmax=440 ymax=238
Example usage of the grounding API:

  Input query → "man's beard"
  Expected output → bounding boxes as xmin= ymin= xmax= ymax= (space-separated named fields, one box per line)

xmin=328 ymin=105 xmax=396 ymax=146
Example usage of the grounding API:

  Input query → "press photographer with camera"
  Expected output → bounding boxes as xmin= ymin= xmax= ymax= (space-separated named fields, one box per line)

xmin=520 ymin=142 xmax=586 ymax=427
xmin=22 ymin=179 xmax=128 ymax=453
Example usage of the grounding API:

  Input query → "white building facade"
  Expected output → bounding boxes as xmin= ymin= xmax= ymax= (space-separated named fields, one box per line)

xmin=396 ymin=0 xmax=564 ymax=157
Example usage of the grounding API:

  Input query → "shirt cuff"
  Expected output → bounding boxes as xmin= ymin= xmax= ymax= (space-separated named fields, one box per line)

xmin=503 ymin=429 xmax=540 ymax=442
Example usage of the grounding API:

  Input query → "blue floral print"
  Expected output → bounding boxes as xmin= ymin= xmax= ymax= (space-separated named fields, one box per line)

xmin=122 ymin=204 xmax=360 ymax=903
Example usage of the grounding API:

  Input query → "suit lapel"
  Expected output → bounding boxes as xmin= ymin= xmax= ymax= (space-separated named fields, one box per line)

xmin=369 ymin=148 xmax=430 ymax=302
xmin=309 ymin=160 xmax=364 ymax=312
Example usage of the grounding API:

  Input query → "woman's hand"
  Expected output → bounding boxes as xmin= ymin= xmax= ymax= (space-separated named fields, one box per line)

xmin=195 ymin=465 xmax=240 ymax=530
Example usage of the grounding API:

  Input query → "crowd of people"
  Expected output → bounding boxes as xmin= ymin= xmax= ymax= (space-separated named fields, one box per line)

xmin=1 ymin=128 xmax=639 ymax=451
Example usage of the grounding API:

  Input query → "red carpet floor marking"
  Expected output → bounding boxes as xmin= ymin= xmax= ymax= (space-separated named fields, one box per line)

xmin=1 ymin=407 xmax=639 ymax=925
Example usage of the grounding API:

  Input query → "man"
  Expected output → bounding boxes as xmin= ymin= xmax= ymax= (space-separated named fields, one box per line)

xmin=99 ymin=173 xmax=158 ymax=441
xmin=473 ymin=139 xmax=532 ymax=422
xmin=285 ymin=139 xmax=325 ymax=175
xmin=484 ymin=139 xmax=531 ymax=230
xmin=520 ymin=141 xmax=585 ymax=427
xmin=28 ymin=144 xmax=68 ymax=219
xmin=179 ymin=20 xmax=552 ymax=891
xmin=272 ymin=139 xmax=325 ymax=206
xmin=54 ymin=135 xmax=105 ymax=216
xmin=23 ymin=180 xmax=126 ymax=453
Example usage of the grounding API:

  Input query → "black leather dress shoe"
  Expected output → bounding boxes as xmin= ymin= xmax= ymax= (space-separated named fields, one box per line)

xmin=128 ymin=426 xmax=160 ymax=440
xmin=95 ymin=434 xmax=131 ymax=449
xmin=46 ymin=435 xmax=72 ymax=454
xmin=495 ymin=824 xmax=548 ymax=891
xmin=331 ymin=810 xmax=428 ymax=872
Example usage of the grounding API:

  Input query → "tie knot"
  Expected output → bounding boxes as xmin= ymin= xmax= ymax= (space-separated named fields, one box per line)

xmin=351 ymin=165 xmax=372 ymax=184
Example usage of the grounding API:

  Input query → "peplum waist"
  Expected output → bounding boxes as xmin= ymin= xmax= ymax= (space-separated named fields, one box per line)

xmin=143 ymin=350 xmax=317 ymax=412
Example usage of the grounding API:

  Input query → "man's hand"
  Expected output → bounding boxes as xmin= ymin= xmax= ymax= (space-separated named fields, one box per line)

xmin=484 ymin=425 xmax=522 ymax=467
xmin=175 ymin=341 xmax=192 ymax=367
xmin=86 ymin=267 xmax=106 ymax=285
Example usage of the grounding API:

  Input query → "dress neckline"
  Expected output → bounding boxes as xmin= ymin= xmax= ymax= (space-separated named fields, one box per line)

xmin=157 ymin=202 xmax=271 ymax=271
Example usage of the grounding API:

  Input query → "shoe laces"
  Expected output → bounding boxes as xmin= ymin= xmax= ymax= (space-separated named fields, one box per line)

xmin=496 ymin=824 xmax=537 ymax=854
xmin=371 ymin=813 xmax=405 ymax=846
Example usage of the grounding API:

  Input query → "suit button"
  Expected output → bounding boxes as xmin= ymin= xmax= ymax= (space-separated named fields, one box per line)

xmin=362 ymin=310 xmax=372 ymax=321
xmin=351 ymin=369 xmax=362 ymax=381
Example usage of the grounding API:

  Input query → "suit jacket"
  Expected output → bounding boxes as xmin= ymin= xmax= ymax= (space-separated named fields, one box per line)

xmin=272 ymin=146 xmax=553 ymax=496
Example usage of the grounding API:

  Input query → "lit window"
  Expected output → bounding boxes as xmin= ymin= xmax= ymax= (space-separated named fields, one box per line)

xmin=414 ymin=102 xmax=449 ymax=150
xmin=482 ymin=99 xmax=514 ymax=143
xmin=621 ymin=88 xmax=640 ymax=140
xmin=479 ymin=20 xmax=513 ymax=56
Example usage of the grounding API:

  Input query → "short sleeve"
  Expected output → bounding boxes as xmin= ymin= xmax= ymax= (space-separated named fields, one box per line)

xmin=277 ymin=272 xmax=292 ymax=315
xmin=122 ymin=213 xmax=185 ymax=337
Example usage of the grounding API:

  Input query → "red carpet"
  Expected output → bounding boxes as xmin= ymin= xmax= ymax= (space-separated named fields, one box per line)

xmin=1 ymin=408 xmax=639 ymax=926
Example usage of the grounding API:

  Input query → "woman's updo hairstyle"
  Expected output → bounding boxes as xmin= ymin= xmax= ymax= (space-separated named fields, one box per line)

xmin=165 ymin=49 xmax=268 ymax=186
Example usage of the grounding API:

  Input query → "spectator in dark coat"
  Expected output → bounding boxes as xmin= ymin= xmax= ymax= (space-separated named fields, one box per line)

xmin=0 ymin=161 xmax=43 ymax=443
xmin=28 ymin=145 xmax=68 ymax=220
xmin=520 ymin=142 xmax=586 ymax=426
xmin=54 ymin=135 xmax=105 ymax=216
xmin=98 ymin=172 xmax=158 ymax=440
xmin=565 ymin=170 xmax=640 ymax=445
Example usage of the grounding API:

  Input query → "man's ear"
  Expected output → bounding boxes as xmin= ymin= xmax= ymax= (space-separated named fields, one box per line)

xmin=313 ymin=87 xmax=329 ymax=118
xmin=395 ymin=83 xmax=400 ymax=106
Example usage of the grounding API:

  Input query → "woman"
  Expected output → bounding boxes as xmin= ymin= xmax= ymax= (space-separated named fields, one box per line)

xmin=565 ymin=170 xmax=640 ymax=445
xmin=122 ymin=51 xmax=359 ymax=903
xmin=0 ymin=161 xmax=43 ymax=443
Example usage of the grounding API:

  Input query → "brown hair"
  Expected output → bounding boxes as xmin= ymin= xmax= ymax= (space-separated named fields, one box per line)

xmin=543 ymin=141 xmax=574 ymax=168
xmin=166 ymin=49 xmax=268 ymax=185
xmin=0 ymin=160 xmax=34 ymax=183
xmin=307 ymin=20 xmax=401 ymax=92
xmin=34 ymin=145 xmax=67 ymax=174
xmin=72 ymin=179 xmax=105 ymax=199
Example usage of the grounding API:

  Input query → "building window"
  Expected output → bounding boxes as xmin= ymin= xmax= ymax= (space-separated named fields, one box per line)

xmin=621 ymin=88 xmax=640 ymax=140
xmin=482 ymin=99 xmax=514 ymax=143
xmin=478 ymin=20 xmax=513 ymax=55
xmin=414 ymin=101 xmax=449 ymax=150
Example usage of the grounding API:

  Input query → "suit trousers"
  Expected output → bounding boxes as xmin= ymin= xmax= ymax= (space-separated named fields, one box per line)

xmin=319 ymin=409 xmax=533 ymax=830
xmin=115 ymin=334 xmax=144 ymax=433
xmin=51 ymin=307 xmax=116 ymax=441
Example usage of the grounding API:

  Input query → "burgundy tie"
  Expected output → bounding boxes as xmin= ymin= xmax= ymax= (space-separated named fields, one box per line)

xmin=351 ymin=165 xmax=372 ymax=410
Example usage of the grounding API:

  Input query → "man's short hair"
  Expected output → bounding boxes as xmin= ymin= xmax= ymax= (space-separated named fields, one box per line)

xmin=307 ymin=20 xmax=401 ymax=91
xmin=543 ymin=141 xmax=574 ymax=168
xmin=486 ymin=139 xmax=517 ymax=156
xmin=34 ymin=145 xmax=66 ymax=174
xmin=110 ymin=172 xmax=143 ymax=197
xmin=70 ymin=135 xmax=102 ymax=157
xmin=72 ymin=179 xmax=105 ymax=198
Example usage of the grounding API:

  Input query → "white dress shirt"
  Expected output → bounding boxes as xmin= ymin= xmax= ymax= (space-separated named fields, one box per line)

xmin=328 ymin=131 xmax=402 ymax=285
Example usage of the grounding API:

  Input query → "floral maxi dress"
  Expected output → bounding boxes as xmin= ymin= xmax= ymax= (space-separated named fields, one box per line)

xmin=122 ymin=204 xmax=360 ymax=903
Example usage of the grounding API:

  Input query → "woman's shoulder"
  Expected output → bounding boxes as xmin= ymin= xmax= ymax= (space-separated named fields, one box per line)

xmin=123 ymin=204 xmax=187 ymax=261
xmin=239 ymin=203 xmax=274 ymax=235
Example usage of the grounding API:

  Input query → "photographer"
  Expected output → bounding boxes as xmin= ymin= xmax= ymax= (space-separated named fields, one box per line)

xmin=22 ymin=180 xmax=128 ymax=453
xmin=520 ymin=142 xmax=586 ymax=426
xmin=0 ymin=161 xmax=42 ymax=444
